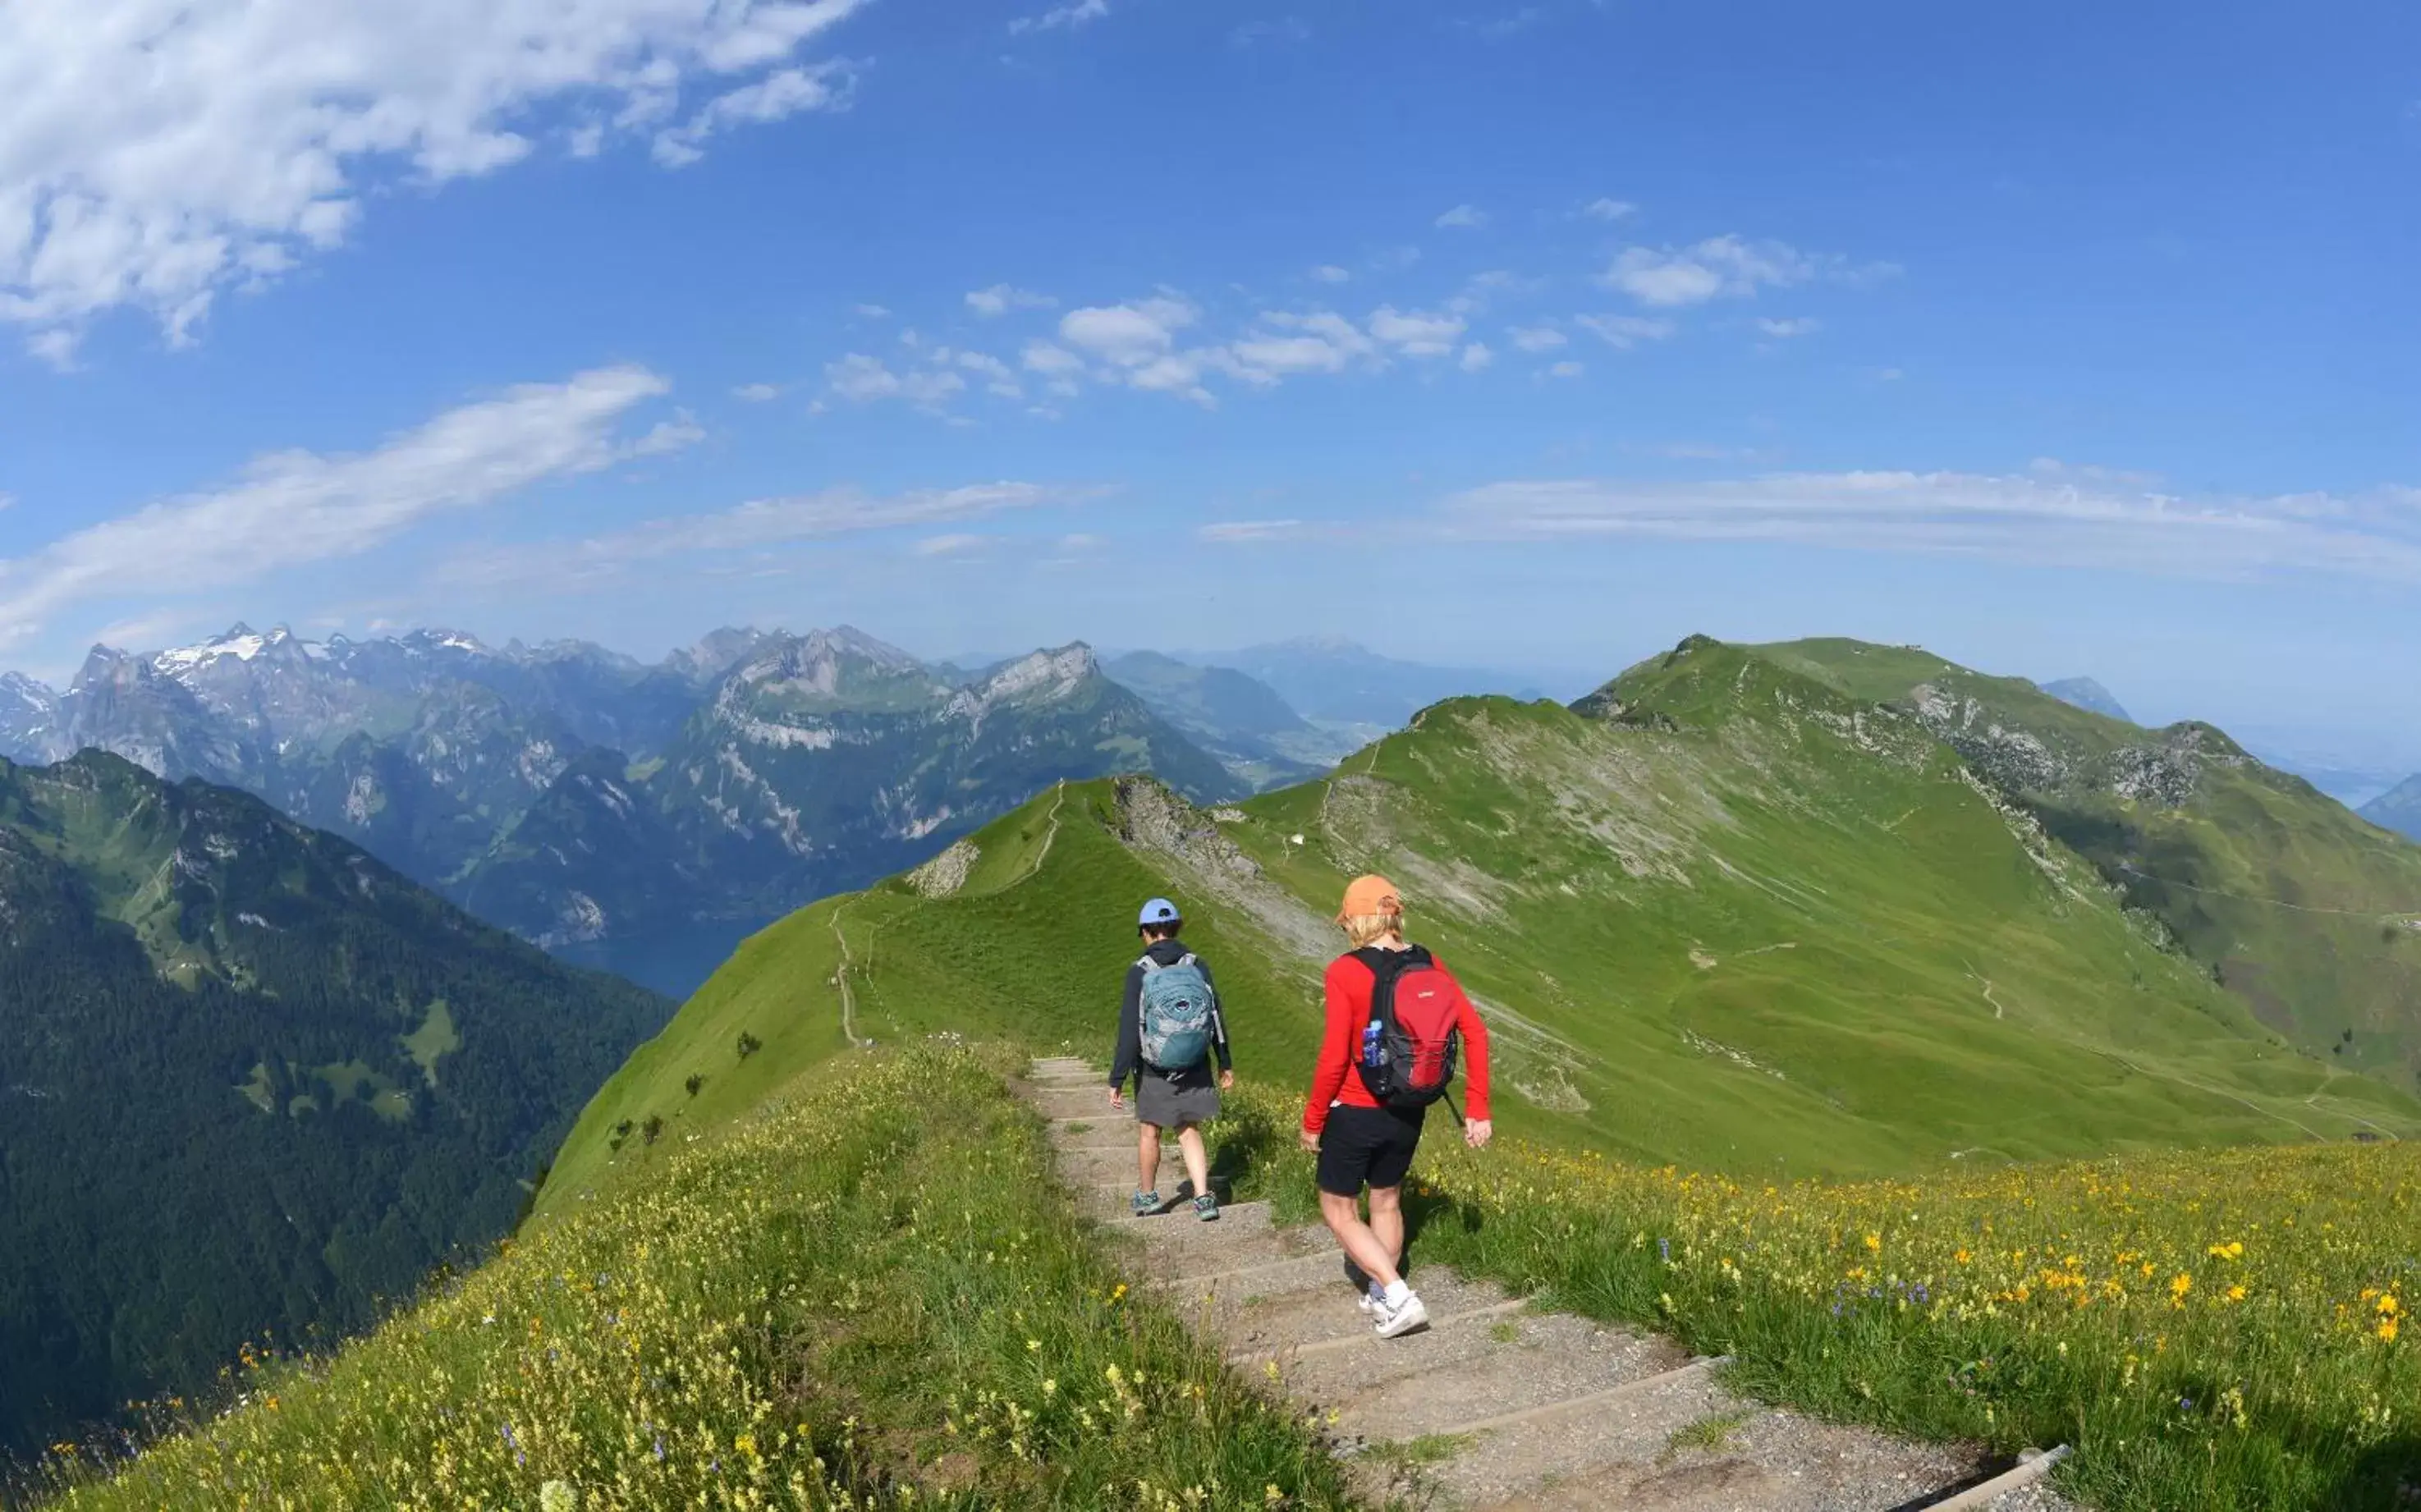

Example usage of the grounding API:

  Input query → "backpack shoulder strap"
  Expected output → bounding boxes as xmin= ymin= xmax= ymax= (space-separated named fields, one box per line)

xmin=1176 ymin=952 xmax=1197 ymax=969
xmin=1137 ymin=954 xmax=1162 ymax=974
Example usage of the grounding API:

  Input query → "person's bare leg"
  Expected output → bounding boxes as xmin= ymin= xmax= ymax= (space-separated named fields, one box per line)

xmin=1367 ymin=1184 xmax=1406 ymax=1276
xmin=1318 ymin=1191 xmax=1402 ymax=1290
xmin=1137 ymin=1120 xmax=1162 ymax=1194
xmin=1176 ymin=1123 xmax=1211 ymax=1198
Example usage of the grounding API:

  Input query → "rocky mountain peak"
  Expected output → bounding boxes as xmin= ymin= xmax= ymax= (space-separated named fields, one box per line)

xmin=965 ymin=643 xmax=1099 ymax=708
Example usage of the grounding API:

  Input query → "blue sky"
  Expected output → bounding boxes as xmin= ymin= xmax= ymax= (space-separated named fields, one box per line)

xmin=1 ymin=0 xmax=2416 ymax=767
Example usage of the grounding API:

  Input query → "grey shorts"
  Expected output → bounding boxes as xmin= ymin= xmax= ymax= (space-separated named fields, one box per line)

xmin=1136 ymin=1074 xmax=1220 ymax=1129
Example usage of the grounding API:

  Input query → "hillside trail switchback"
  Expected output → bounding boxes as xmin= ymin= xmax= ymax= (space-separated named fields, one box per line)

xmin=1022 ymin=1056 xmax=2080 ymax=1512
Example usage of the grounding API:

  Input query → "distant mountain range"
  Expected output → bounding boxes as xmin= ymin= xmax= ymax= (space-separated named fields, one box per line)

xmin=4 ymin=624 xmax=1442 ymax=995
xmin=2363 ymin=776 xmax=2421 ymax=841
xmin=1193 ymin=635 xmax=1557 ymax=730
xmin=2038 ymin=676 xmax=2134 ymax=724
xmin=0 ymin=749 xmax=667 ymax=1454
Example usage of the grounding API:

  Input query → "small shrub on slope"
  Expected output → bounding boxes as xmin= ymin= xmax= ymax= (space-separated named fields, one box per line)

xmin=1216 ymin=1080 xmax=2421 ymax=1511
xmin=40 ymin=1048 xmax=1346 ymax=1511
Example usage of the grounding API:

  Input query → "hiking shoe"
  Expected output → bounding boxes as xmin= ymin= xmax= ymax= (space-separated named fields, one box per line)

xmin=1193 ymin=1192 xmax=1220 ymax=1222
xmin=1372 ymin=1290 xmax=1429 ymax=1340
xmin=1131 ymin=1189 xmax=1160 ymax=1216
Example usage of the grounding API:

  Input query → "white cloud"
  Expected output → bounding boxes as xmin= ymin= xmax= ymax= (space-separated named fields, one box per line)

xmin=913 ymin=533 xmax=988 ymax=557
xmin=1434 ymin=204 xmax=1489 ymax=230
xmin=0 ymin=0 xmax=868 ymax=355
xmin=1581 ymin=198 xmax=1638 ymax=222
xmin=1603 ymin=236 xmax=1811 ymax=307
xmin=1757 ymin=317 xmax=1822 ymax=338
xmin=1459 ymin=342 xmax=1494 ymax=373
xmin=447 ymin=480 xmax=1098 ymax=589
xmin=1602 ymin=236 xmax=1898 ymax=309
xmin=1575 ymin=314 xmax=1677 ymax=349
xmin=1199 ymin=520 xmax=1307 ymax=543
xmin=1546 ymin=360 xmax=1584 ymax=379
xmin=1311 ymin=264 xmax=1353 ymax=285
xmin=965 ymin=284 xmax=1056 ymax=318
xmin=652 ymin=63 xmax=853 ymax=168
xmin=1508 ymin=323 xmax=1568 ymax=353
xmin=1010 ymin=0 xmax=1109 ymax=33
xmin=0 ymin=366 xmax=685 ymax=644
xmin=1021 ymin=341 xmax=1087 ymax=378
xmin=824 ymin=352 xmax=966 ymax=408
xmin=1440 ymin=472 xmax=2421 ymax=582
xmin=951 ymin=349 xmax=1025 ymax=398
xmin=852 ymin=302 xmax=892 ymax=319
xmin=1227 ymin=309 xmax=1379 ymax=383
xmin=1232 ymin=16 xmax=1310 ymax=45
xmin=1060 ymin=298 xmax=1198 ymax=367
xmin=732 ymin=383 xmax=782 ymax=402
xmin=1368 ymin=305 xmax=1466 ymax=357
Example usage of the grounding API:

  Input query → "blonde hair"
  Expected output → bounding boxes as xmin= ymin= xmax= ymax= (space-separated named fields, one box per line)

xmin=1341 ymin=909 xmax=1404 ymax=949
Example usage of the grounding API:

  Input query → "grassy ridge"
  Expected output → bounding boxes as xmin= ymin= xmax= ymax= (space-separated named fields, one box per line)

xmin=545 ymin=676 xmax=2419 ymax=1216
xmin=1755 ymin=637 xmax=2421 ymax=1088
xmin=41 ymin=1046 xmax=1348 ymax=1510
xmin=1209 ymin=1079 xmax=2421 ymax=1510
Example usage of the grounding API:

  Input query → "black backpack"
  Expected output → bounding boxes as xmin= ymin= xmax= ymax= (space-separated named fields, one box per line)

xmin=1350 ymin=945 xmax=1465 ymax=1109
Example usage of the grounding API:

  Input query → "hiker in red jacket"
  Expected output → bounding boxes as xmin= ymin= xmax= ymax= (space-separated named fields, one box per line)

xmin=1301 ymin=874 xmax=1492 ymax=1339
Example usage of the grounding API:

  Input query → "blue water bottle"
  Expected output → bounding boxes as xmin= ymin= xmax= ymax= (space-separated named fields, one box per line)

xmin=1360 ymin=1019 xmax=1383 ymax=1067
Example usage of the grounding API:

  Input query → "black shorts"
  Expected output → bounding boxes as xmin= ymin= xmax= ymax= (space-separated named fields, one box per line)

xmin=1315 ymin=1103 xmax=1428 ymax=1197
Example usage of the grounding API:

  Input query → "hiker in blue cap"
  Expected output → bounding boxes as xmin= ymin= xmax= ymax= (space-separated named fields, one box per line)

xmin=1109 ymin=897 xmax=1233 ymax=1220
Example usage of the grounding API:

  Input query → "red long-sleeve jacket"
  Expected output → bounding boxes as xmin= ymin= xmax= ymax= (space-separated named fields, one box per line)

xmin=1302 ymin=949 xmax=1491 ymax=1134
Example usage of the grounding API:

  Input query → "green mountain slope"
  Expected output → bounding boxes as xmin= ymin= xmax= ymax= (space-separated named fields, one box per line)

xmin=540 ymin=638 xmax=2416 ymax=1216
xmin=1754 ymin=637 xmax=2421 ymax=1088
xmin=0 ymin=752 xmax=668 ymax=1455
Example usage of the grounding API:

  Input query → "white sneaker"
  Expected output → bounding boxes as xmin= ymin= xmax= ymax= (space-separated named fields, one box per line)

xmin=1357 ymin=1290 xmax=1382 ymax=1318
xmin=1373 ymin=1290 xmax=1429 ymax=1339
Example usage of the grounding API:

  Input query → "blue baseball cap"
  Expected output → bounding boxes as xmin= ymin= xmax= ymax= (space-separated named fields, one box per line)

xmin=1137 ymin=897 xmax=1181 ymax=927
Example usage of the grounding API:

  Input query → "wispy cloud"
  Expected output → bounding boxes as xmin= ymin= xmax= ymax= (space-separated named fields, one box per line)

xmin=913 ymin=533 xmax=990 ymax=557
xmin=1756 ymin=317 xmax=1822 ymax=338
xmin=1010 ymin=0 xmax=1109 ymax=33
xmin=1311 ymin=264 xmax=1353 ymax=284
xmin=1602 ymin=236 xmax=1895 ymax=308
xmin=0 ymin=367 xmax=690 ymax=645
xmin=732 ymin=383 xmax=782 ymax=401
xmin=966 ymin=284 xmax=1057 ymax=318
xmin=1508 ymin=323 xmax=1568 ymax=353
xmin=1575 ymin=314 xmax=1677 ymax=349
xmin=1580 ymin=197 xmax=1638 ymax=222
xmin=1439 ymin=472 xmax=2421 ymax=581
xmin=0 ymin=0 xmax=869 ymax=356
xmin=1232 ymin=16 xmax=1310 ymax=46
xmin=447 ymin=481 xmax=1104 ymax=590
xmin=1434 ymin=204 xmax=1490 ymax=230
xmin=1198 ymin=519 xmax=1310 ymax=543
xmin=1459 ymin=342 xmax=1494 ymax=372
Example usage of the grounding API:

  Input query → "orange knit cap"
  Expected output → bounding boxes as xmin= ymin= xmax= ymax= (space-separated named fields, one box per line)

xmin=1335 ymin=873 xmax=1402 ymax=923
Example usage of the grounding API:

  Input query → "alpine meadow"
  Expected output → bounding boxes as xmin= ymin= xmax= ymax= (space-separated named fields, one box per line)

xmin=6 ymin=2 xmax=2419 ymax=1507
xmin=37 ymin=635 xmax=2421 ymax=1510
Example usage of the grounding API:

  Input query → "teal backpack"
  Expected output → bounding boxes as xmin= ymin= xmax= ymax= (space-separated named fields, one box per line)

xmin=1137 ymin=954 xmax=1217 ymax=1070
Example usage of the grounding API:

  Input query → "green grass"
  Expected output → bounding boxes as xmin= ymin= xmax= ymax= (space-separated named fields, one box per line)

xmin=398 ymin=999 xmax=459 ymax=1086
xmin=1210 ymin=1076 xmax=2421 ymax=1511
xmin=1663 ymin=1409 xmax=1751 ymax=1455
xmin=1752 ymin=635 xmax=2421 ymax=1091
xmin=545 ymin=660 xmax=2420 ymax=1215
xmin=39 ymin=1046 xmax=1351 ymax=1511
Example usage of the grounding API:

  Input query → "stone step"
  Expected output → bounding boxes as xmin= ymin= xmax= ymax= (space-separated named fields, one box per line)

xmin=1213 ymin=1266 xmax=1518 ymax=1360
xmin=1447 ymin=1384 xmax=1983 ymax=1511
xmin=1128 ymin=1224 xmax=1340 ymax=1286
xmin=1307 ymin=1310 xmax=1682 ymax=1441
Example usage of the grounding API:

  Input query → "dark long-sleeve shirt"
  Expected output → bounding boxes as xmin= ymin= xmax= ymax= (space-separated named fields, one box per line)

xmin=1108 ymin=937 xmax=1231 ymax=1090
